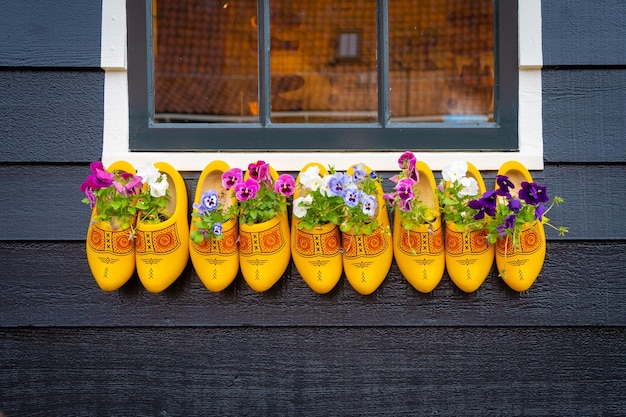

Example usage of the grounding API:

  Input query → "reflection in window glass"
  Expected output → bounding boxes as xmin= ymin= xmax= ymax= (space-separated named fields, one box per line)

xmin=153 ymin=0 xmax=494 ymax=124
xmin=268 ymin=0 xmax=377 ymax=123
xmin=153 ymin=0 xmax=259 ymax=123
xmin=388 ymin=0 xmax=494 ymax=122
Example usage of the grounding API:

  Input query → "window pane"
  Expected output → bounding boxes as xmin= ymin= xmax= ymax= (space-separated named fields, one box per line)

xmin=153 ymin=0 xmax=259 ymax=123
xmin=388 ymin=0 xmax=494 ymax=123
xmin=268 ymin=0 xmax=377 ymax=123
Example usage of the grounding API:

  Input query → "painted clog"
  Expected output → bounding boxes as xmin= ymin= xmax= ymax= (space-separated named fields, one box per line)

xmin=495 ymin=161 xmax=546 ymax=291
xmin=292 ymin=162 xmax=343 ymax=294
xmin=393 ymin=161 xmax=445 ymax=293
xmin=445 ymin=162 xmax=494 ymax=292
xmin=136 ymin=162 xmax=189 ymax=293
xmin=342 ymin=163 xmax=393 ymax=295
xmin=85 ymin=160 xmax=137 ymax=291
xmin=189 ymin=160 xmax=239 ymax=292
xmin=239 ymin=166 xmax=291 ymax=292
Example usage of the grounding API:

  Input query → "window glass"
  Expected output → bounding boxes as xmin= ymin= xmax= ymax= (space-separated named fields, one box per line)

xmin=388 ymin=1 xmax=494 ymax=122
xmin=153 ymin=0 xmax=494 ymax=125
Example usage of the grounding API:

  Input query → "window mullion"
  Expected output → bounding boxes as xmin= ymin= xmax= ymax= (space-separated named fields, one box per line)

xmin=376 ymin=0 xmax=390 ymax=126
xmin=258 ymin=0 xmax=271 ymax=126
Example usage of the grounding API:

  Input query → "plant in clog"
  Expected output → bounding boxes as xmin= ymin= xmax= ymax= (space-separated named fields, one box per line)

xmin=436 ymin=160 xmax=493 ymax=292
xmin=340 ymin=163 xmax=393 ymax=295
xmin=189 ymin=161 xmax=239 ymax=292
xmin=291 ymin=163 xmax=345 ymax=294
xmin=225 ymin=160 xmax=295 ymax=292
xmin=385 ymin=152 xmax=444 ymax=293
xmin=470 ymin=161 xmax=567 ymax=291
xmin=135 ymin=162 xmax=189 ymax=293
xmin=81 ymin=161 xmax=142 ymax=291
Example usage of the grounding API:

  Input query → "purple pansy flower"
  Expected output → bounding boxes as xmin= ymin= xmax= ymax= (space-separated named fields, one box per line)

xmin=519 ymin=181 xmax=549 ymax=205
xmin=495 ymin=175 xmax=515 ymax=197
xmin=397 ymin=151 xmax=415 ymax=169
xmin=327 ymin=173 xmax=351 ymax=197
xmin=234 ymin=179 xmax=260 ymax=201
xmin=212 ymin=222 xmax=223 ymax=237
xmin=274 ymin=174 xmax=296 ymax=196
xmin=222 ymin=168 xmax=243 ymax=190
xmin=508 ymin=197 xmax=522 ymax=213
xmin=496 ymin=213 xmax=517 ymax=236
xmin=343 ymin=185 xmax=361 ymax=208
xmin=360 ymin=194 xmax=378 ymax=217
xmin=469 ymin=190 xmax=497 ymax=219
xmin=396 ymin=178 xmax=415 ymax=201
xmin=351 ymin=163 xmax=367 ymax=183
xmin=193 ymin=190 xmax=219 ymax=215
xmin=534 ymin=204 xmax=546 ymax=221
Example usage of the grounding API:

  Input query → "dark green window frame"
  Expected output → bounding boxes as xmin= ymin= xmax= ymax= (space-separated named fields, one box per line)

xmin=127 ymin=0 xmax=518 ymax=152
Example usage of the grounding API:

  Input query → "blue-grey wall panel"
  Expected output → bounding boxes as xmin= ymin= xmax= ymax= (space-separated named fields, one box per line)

xmin=2 ymin=164 xmax=621 ymax=241
xmin=1 ymin=327 xmax=625 ymax=415
xmin=543 ymin=69 xmax=626 ymax=163
xmin=0 ymin=69 xmax=104 ymax=163
xmin=542 ymin=0 xmax=626 ymax=66
xmin=0 ymin=0 xmax=102 ymax=67
xmin=1 ymin=240 xmax=624 ymax=327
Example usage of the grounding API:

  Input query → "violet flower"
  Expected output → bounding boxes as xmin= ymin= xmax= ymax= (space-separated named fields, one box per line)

xmin=396 ymin=178 xmax=415 ymax=202
xmin=343 ymin=185 xmax=361 ymax=208
xmin=234 ymin=179 xmax=260 ymax=201
xmin=361 ymin=194 xmax=378 ymax=217
xmin=212 ymin=222 xmax=223 ymax=237
xmin=274 ymin=174 xmax=296 ymax=196
xmin=534 ymin=204 xmax=546 ymax=221
xmin=495 ymin=175 xmax=515 ymax=197
xmin=222 ymin=168 xmax=243 ymax=190
xmin=469 ymin=190 xmax=497 ymax=220
xmin=519 ymin=181 xmax=549 ymax=205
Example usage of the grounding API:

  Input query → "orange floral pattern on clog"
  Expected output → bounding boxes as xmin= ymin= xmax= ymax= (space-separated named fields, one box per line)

xmin=397 ymin=223 xmax=444 ymax=256
xmin=445 ymin=228 xmax=490 ymax=256
xmin=496 ymin=225 xmax=542 ymax=256
xmin=88 ymin=224 xmax=134 ymax=255
xmin=342 ymin=227 xmax=390 ymax=258
xmin=135 ymin=223 xmax=181 ymax=254
xmin=240 ymin=221 xmax=285 ymax=255
xmin=294 ymin=227 xmax=341 ymax=257
xmin=191 ymin=221 xmax=238 ymax=255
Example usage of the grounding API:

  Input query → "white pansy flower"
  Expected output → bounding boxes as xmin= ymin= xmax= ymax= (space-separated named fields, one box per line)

xmin=293 ymin=195 xmax=313 ymax=218
xmin=441 ymin=160 xmax=468 ymax=183
xmin=458 ymin=176 xmax=479 ymax=197
xmin=137 ymin=163 xmax=160 ymax=186
xmin=150 ymin=173 xmax=169 ymax=197
xmin=300 ymin=166 xmax=323 ymax=191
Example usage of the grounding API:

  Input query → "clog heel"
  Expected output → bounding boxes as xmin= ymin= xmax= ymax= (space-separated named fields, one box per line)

xmin=292 ymin=162 xmax=343 ymax=294
xmin=495 ymin=161 xmax=546 ymax=291
xmin=393 ymin=161 xmax=445 ymax=293
xmin=445 ymin=162 xmax=494 ymax=293
xmin=239 ymin=166 xmax=291 ymax=292
xmin=86 ymin=161 xmax=137 ymax=291
xmin=189 ymin=160 xmax=239 ymax=292
xmin=136 ymin=162 xmax=189 ymax=293
xmin=342 ymin=163 xmax=393 ymax=295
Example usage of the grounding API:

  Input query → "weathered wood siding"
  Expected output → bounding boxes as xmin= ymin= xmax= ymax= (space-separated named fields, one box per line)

xmin=1 ymin=0 xmax=625 ymax=415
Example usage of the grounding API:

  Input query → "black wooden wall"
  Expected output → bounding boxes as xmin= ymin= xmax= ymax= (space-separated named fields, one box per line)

xmin=1 ymin=1 xmax=625 ymax=415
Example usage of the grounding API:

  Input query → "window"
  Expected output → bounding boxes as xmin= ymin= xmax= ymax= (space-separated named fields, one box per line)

xmin=126 ymin=0 xmax=518 ymax=152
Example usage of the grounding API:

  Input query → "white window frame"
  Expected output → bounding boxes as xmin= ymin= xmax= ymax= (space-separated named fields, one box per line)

xmin=101 ymin=0 xmax=543 ymax=171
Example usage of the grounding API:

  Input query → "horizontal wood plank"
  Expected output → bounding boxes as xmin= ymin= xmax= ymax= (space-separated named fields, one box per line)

xmin=1 ymin=326 xmax=625 ymax=416
xmin=0 ymin=70 xmax=104 ymax=163
xmin=543 ymin=69 xmax=626 ymax=163
xmin=542 ymin=0 xmax=626 ymax=66
xmin=1 ymin=163 xmax=621 ymax=241
xmin=0 ymin=240 xmax=624 ymax=327
xmin=0 ymin=1 xmax=102 ymax=67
